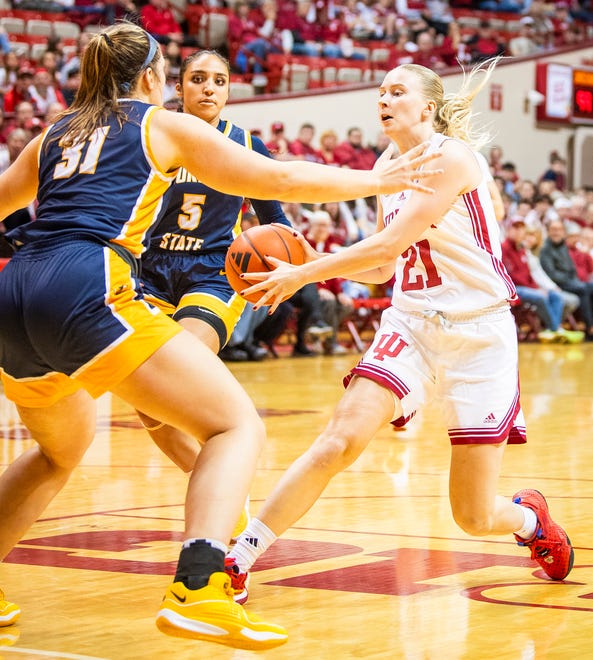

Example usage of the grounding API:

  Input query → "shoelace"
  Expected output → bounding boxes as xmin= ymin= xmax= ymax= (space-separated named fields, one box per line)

xmin=225 ymin=561 xmax=247 ymax=589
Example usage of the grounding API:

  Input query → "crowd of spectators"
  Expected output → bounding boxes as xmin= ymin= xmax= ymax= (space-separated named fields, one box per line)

xmin=2 ymin=0 xmax=590 ymax=105
xmin=494 ymin=146 xmax=593 ymax=343
xmin=206 ymin=0 xmax=593 ymax=90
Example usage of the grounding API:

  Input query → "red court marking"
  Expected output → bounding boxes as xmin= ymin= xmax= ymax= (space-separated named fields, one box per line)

xmin=264 ymin=548 xmax=535 ymax=595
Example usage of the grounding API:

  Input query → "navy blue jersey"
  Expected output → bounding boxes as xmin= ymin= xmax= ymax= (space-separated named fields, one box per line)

xmin=8 ymin=100 xmax=177 ymax=258
xmin=149 ymin=119 xmax=288 ymax=255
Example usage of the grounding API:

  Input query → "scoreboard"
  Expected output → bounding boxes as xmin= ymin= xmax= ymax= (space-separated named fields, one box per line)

xmin=535 ymin=62 xmax=593 ymax=125
xmin=573 ymin=68 xmax=593 ymax=121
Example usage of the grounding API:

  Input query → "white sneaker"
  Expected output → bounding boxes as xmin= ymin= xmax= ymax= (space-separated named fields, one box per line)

xmin=537 ymin=329 xmax=557 ymax=343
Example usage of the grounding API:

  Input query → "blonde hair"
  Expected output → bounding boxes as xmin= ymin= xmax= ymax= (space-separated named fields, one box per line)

xmin=398 ymin=58 xmax=500 ymax=151
xmin=320 ymin=129 xmax=338 ymax=141
xmin=49 ymin=22 xmax=161 ymax=148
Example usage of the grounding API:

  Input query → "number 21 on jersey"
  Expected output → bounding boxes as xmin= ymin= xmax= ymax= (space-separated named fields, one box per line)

xmin=400 ymin=239 xmax=442 ymax=291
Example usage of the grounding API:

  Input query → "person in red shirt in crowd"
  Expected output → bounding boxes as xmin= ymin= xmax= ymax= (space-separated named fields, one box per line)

xmin=228 ymin=0 xmax=281 ymax=86
xmin=466 ymin=20 xmax=507 ymax=63
xmin=389 ymin=29 xmax=416 ymax=67
xmin=2 ymin=66 xmax=35 ymax=114
xmin=1 ymin=101 xmax=44 ymax=142
xmin=265 ymin=121 xmax=292 ymax=159
xmin=317 ymin=2 xmax=350 ymax=58
xmin=274 ymin=0 xmax=298 ymax=29
xmin=141 ymin=0 xmax=197 ymax=46
xmin=550 ymin=1 xmax=580 ymax=46
xmin=285 ymin=0 xmax=346 ymax=58
xmin=501 ymin=218 xmax=581 ymax=342
xmin=289 ymin=122 xmax=324 ymax=163
xmin=27 ymin=68 xmax=67 ymax=117
xmin=333 ymin=126 xmax=377 ymax=170
xmin=412 ymin=31 xmax=448 ymax=71
xmin=285 ymin=0 xmax=318 ymax=55
xmin=566 ymin=227 xmax=593 ymax=283
xmin=304 ymin=209 xmax=354 ymax=354
xmin=320 ymin=200 xmax=354 ymax=245
xmin=440 ymin=20 xmax=472 ymax=67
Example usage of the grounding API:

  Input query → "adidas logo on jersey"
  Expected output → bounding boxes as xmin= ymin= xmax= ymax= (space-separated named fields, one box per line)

xmin=483 ymin=412 xmax=497 ymax=424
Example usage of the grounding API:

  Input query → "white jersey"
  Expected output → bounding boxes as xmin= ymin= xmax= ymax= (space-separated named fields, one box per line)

xmin=380 ymin=133 xmax=517 ymax=315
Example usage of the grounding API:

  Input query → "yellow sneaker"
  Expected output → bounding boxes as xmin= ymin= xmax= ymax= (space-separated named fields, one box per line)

xmin=0 ymin=590 xmax=20 ymax=627
xmin=155 ymin=573 xmax=288 ymax=650
xmin=555 ymin=327 xmax=585 ymax=344
xmin=230 ymin=495 xmax=250 ymax=545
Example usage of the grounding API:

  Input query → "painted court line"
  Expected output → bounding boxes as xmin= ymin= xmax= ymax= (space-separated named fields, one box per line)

xmin=1 ymin=648 xmax=108 ymax=660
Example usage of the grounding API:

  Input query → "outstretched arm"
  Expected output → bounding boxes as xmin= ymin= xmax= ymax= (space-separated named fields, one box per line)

xmin=152 ymin=111 xmax=442 ymax=204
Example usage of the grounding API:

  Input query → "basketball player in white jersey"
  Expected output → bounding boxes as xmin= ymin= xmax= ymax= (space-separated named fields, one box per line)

xmin=224 ymin=59 xmax=573 ymax=604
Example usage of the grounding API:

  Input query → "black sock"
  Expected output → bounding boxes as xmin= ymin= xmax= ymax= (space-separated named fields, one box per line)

xmin=174 ymin=540 xmax=225 ymax=590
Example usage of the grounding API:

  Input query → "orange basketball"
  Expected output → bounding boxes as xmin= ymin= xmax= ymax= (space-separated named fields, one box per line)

xmin=225 ymin=224 xmax=306 ymax=303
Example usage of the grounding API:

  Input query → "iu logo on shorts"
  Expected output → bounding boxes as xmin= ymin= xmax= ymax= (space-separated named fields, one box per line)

xmin=372 ymin=333 xmax=408 ymax=362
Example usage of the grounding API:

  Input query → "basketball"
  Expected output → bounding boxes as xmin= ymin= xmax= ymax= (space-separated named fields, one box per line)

xmin=225 ymin=224 xmax=306 ymax=303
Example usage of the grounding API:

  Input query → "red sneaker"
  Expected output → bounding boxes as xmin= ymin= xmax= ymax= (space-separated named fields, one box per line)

xmin=513 ymin=489 xmax=574 ymax=580
xmin=224 ymin=557 xmax=250 ymax=604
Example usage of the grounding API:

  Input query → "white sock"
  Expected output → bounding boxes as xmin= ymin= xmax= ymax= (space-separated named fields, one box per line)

xmin=229 ymin=518 xmax=277 ymax=572
xmin=183 ymin=537 xmax=228 ymax=555
xmin=514 ymin=504 xmax=538 ymax=540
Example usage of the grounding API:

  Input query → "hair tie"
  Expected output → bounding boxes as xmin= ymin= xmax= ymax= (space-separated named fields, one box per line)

xmin=101 ymin=32 xmax=114 ymax=47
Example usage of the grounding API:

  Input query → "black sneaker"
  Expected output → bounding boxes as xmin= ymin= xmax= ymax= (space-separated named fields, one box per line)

xmin=241 ymin=342 xmax=268 ymax=361
xmin=292 ymin=344 xmax=317 ymax=357
xmin=219 ymin=346 xmax=249 ymax=362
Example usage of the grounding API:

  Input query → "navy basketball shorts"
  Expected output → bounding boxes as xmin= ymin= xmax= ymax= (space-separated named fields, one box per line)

xmin=0 ymin=236 xmax=181 ymax=407
xmin=141 ymin=249 xmax=245 ymax=343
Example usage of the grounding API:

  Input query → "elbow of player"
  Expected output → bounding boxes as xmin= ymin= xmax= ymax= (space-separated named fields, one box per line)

xmin=374 ymin=240 xmax=398 ymax=266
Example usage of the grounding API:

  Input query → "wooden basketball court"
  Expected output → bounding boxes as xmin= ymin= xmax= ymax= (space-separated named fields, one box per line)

xmin=1 ymin=342 xmax=591 ymax=659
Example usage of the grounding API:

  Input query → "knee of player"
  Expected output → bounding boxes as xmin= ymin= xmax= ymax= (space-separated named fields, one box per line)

xmin=231 ymin=411 xmax=267 ymax=451
xmin=309 ymin=431 xmax=361 ymax=472
xmin=39 ymin=443 xmax=89 ymax=472
xmin=452 ymin=509 xmax=495 ymax=537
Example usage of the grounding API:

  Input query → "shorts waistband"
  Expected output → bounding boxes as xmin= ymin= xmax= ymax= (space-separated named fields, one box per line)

xmin=404 ymin=303 xmax=511 ymax=323
xmin=14 ymin=234 xmax=139 ymax=276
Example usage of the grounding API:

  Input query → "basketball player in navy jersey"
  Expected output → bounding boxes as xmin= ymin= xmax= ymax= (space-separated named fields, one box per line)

xmin=0 ymin=22 xmax=442 ymax=649
xmin=138 ymin=50 xmax=290 ymax=477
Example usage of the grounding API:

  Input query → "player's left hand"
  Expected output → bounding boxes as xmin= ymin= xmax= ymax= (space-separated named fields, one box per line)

xmin=241 ymin=257 xmax=306 ymax=313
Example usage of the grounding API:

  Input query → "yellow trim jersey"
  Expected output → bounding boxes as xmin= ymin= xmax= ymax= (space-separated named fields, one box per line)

xmin=9 ymin=100 xmax=178 ymax=258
